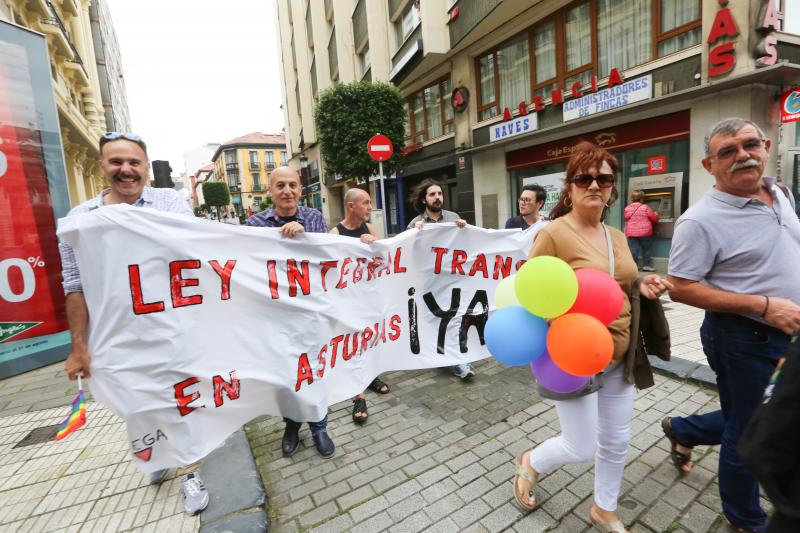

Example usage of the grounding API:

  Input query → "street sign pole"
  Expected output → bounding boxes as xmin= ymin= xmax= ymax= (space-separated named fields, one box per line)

xmin=378 ymin=160 xmax=387 ymax=238
xmin=367 ymin=134 xmax=394 ymax=238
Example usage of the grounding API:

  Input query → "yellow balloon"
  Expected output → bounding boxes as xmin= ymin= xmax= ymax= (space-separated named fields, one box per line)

xmin=514 ymin=256 xmax=578 ymax=318
xmin=494 ymin=275 xmax=520 ymax=308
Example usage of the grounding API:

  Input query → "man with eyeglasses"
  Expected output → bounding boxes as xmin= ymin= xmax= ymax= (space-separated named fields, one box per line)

xmin=505 ymin=184 xmax=548 ymax=230
xmin=662 ymin=118 xmax=800 ymax=533
xmin=58 ymin=133 xmax=209 ymax=516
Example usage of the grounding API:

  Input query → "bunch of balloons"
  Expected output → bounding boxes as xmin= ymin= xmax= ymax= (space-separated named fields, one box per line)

xmin=485 ymin=256 xmax=624 ymax=393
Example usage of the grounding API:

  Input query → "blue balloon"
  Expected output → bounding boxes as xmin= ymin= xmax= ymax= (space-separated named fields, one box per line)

xmin=485 ymin=306 xmax=548 ymax=366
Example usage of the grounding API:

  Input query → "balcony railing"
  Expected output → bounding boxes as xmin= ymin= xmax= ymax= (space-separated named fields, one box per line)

xmin=352 ymin=0 xmax=367 ymax=51
xmin=42 ymin=1 xmax=88 ymax=79
xmin=226 ymin=163 xmax=239 ymax=171
xmin=249 ymin=161 xmax=260 ymax=170
xmin=265 ymin=162 xmax=276 ymax=170
xmin=252 ymin=182 xmax=262 ymax=192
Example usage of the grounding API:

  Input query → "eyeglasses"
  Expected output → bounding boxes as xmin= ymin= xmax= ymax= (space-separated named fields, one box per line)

xmin=519 ymin=198 xmax=535 ymax=203
xmin=708 ymin=138 xmax=766 ymax=161
xmin=102 ymin=132 xmax=142 ymax=142
xmin=570 ymin=173 xmax=616 ymax=188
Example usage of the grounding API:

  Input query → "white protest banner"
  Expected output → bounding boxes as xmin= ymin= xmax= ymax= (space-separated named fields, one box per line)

xmin=57 ymin=206 xmax=534 ymax=473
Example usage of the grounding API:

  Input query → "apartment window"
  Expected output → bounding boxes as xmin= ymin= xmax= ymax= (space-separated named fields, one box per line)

xmin=310 ymin=59 xmax=318 ymax=99
xmin=249 ymin=150 xmax=259 ymax=170
xmin=656 ymin=0 xmax=701 ymax=56
xmin=396 ymin=2 xmax=420 ymax=46
xmin=252 ymin=174 xmax=262 ymax=191
xmin=265 ymin=151 xmax=275 ymax=168
xmin=406 ymin=78 xmax=454 ymax=143
xmin=225 ymin=150 xmax=237 ymax=168
xmin=358 ymin=44 xmax=371 ymax=78
xmin=478 ymin=33 xmax=531 ymax=121
xmin=280 ymin=150 xmax=287 ymax=164
xmin=597 ymin=0 xmax=652 ymax=73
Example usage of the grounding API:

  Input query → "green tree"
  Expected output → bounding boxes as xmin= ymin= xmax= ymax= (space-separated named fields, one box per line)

xmin=259 ymin=197 xmax=273 ymax=211
xmin=314 ymin=81 xmax=406 ymax=180
xmin=202 ymin=181 xmax=231 ymax=222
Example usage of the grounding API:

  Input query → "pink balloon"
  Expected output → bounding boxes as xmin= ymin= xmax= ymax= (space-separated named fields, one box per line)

xmin=566 ymin=268 xmax=624 ymax=326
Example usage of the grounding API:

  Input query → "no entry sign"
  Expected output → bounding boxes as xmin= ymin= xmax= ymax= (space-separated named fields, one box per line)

xmin=367 ymin=135 xmax=393 ymax=161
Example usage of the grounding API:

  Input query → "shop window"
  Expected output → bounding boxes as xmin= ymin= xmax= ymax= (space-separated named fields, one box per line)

xmin=405 ymin=78 xmax=454 ymax=144
xmin=478 ymin=32 xmax=531 ymax=121
xmin=474 ymin=0 xmax=700 ymax=115
xmin=597 ymin=0 xmax=652 ymax=73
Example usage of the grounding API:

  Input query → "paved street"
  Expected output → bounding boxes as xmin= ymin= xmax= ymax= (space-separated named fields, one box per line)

xmin=0 ymin=299 xmax=762 ymax=533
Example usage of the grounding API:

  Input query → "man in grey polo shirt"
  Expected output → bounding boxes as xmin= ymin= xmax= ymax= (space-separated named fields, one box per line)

xmin=406 ymin=179 xmax=475 ymax=379
xmin=662 ymin=118 xmax=800 ymax=533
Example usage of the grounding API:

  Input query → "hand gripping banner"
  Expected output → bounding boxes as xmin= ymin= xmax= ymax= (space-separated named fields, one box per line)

xmin=57 ymin=206 xmax=533 ymax=473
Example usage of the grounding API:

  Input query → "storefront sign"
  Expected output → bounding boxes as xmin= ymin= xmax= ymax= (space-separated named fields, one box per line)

xmin=780 ymin=88 xmax=800 ymax=123
xmin=0 ymin=21 xmax=72 ymax=378
xmin=754 ymin=0 xmax=780 ymax=67
xmin=648 ymin=156 xmax=667 ymax=174
xmin=707 ymin=0 xmax=740 ymax=77
xmin=490 ymin=114 xmax=538 ymax=143
xmin=452 ymin=86 xmax=469 ymax=113
xmin=562 ymin=75 xmax=652 ymax=122
xmin=506 ymin=111 xmax=690 ymax=170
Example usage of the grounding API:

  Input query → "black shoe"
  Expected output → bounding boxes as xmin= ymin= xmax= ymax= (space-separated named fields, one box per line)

xmin=312 ymin=430 xmax=335 ymax=458
xmin=282 ymin=423 xmax=300 ymax=456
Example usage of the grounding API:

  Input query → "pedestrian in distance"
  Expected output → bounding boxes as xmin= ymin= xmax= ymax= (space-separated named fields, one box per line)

xmin=505 ymin=183 xmax=548 ymax=230
xmin=246 ymin=166 xmax=336 ymax=459
xmin=329 ymin=187 xmax=391 ymax=424
xmin=623 ymin=189 xmax=659 ymax=272
xmin=661 ymin=117 xmax=800 ymax=533
xmin=58 ymin=132 xmax=209 ymax=516
xmin=512 ymin=141 xmax=672 ymax=533
xmin=406 ymin=179 xmax=474 ymax=380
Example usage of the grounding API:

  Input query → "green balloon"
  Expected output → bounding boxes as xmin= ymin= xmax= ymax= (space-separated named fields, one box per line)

xmin=514 ymin=256 xmax=578 ymax=318
xmin=494 ymin=275 xmax=520 ymax=308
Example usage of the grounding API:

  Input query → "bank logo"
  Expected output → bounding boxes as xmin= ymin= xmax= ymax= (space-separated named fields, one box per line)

xmin=595 ymin=133 xmax=616 ymax=146
xmin=0 ymin=322 xmax=41 ymax=343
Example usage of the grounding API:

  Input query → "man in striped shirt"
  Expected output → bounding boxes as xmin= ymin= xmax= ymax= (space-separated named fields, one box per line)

xmin=58 ymin=133 xmax=207 ymax=516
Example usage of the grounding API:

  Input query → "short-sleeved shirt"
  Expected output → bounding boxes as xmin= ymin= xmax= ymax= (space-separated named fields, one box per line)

xmin=668 ymin=177 xmax=800 ymax=324
xmin=532 ymin=218 xmax=638 ymax=364
xmin=406 ymin=209 xmax=460 ymax=230
xmin=59 ymin=187 xmax=194 ymax=294
xmin=245 ymin=205 xmax=328 ymax=233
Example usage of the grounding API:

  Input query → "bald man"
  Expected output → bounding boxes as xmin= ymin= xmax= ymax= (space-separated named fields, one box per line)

xmin=246 ymin=167 xmax=334 ymax=458
xmin=330 ymin=188 xmax=390 ymax=424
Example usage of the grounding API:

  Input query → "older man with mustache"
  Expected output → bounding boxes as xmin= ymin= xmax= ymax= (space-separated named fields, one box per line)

xmin=662 ymin=118 xmax=800 ymax=533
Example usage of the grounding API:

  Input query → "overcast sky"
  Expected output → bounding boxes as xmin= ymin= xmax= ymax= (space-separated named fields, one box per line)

xmin=106 ymin=0 xmax=285 ymax=176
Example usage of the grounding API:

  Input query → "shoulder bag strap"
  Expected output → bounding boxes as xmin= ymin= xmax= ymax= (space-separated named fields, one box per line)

xmin=604 ymin=224 xmax=615 ymax=277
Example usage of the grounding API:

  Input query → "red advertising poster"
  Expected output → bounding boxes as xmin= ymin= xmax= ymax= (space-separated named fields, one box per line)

xmin=648 ymin=156 xmax=667 ymax=174
xmin=780 ymin=88 xmax=800 ymax=124
xmin=0 ymin=22 xmax=72 ymax=378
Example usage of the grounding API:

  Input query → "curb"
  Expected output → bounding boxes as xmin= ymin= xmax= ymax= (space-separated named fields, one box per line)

xmin=648 ymin=354 xmax=717 ymax=388
xmin=198 ymin=428 xmax=268 ymax=532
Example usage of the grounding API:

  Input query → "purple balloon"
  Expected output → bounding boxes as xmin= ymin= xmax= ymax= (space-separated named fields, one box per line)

xmin=531 ymin=351 xmax=590 ymax=394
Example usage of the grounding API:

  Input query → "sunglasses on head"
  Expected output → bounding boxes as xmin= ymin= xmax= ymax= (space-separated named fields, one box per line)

xmin=102 ymin=132 xmax=142 ymax=142
xmin=570 ymin=173 xmax=616 ymax=188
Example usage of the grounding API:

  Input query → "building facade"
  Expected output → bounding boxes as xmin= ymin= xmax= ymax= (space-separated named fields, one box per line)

xmin=88 ymin=0 xmax=130 ymax=134
xmin=277 ymin=0 xmax=800 ymax=254
xmin=0 ymin=0 xmax=130 ymax=206
xmin=211 ymin=133 xmax=287 ymax=216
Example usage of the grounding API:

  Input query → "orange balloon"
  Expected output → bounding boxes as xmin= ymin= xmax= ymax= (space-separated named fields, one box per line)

xmin=546 ymin=313 xmax=614 ymax=377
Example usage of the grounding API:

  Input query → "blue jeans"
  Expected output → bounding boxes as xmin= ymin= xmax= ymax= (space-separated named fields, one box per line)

xmin=284 ymin=415 xmax=328 ymax=435
xmin=627 ymin=236 xmax=654 ymax=268
xmin=670 ymin=313 xmax=788 ymax=532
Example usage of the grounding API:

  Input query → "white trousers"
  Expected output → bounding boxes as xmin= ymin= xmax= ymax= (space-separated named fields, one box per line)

xmin=530 ymin=365 xmax=635 ymax=512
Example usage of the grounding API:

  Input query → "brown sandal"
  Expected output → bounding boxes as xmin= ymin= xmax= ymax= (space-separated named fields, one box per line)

xmin=352 ymin=398 xmax=368 ymax=424
xmin=512 ymin=452 xmax=538 ymax=512
xmin=367 ymin=377 xmax=390 ymax=394
xmin=662 ymin=417 xmax=693 ymax=474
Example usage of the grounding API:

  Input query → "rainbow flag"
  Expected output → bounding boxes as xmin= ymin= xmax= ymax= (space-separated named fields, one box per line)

xmin=55 ymin=387 xmax=86 ymax=441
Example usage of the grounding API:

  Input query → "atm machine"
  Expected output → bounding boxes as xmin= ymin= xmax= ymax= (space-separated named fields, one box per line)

xmin=628 ymin=173 xmax=684 ymax=238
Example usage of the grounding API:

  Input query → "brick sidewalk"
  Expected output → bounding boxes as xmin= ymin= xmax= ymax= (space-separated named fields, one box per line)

xmin=246 ymin=360 xmax=768 ymax=533
xmin=0 ymin=402 xmax=198 ymax=532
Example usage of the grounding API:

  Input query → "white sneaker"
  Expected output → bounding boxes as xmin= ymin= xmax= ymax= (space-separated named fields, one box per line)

xmin=148 ymin=469 xmax=169 ymax=484
xmin=642 ymin=266 xmax=656 ymax=272
xmin=180 ymin=472 xmax=209 ymax=516
xmin=453 ymin=363 xmax=475 ymax=380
